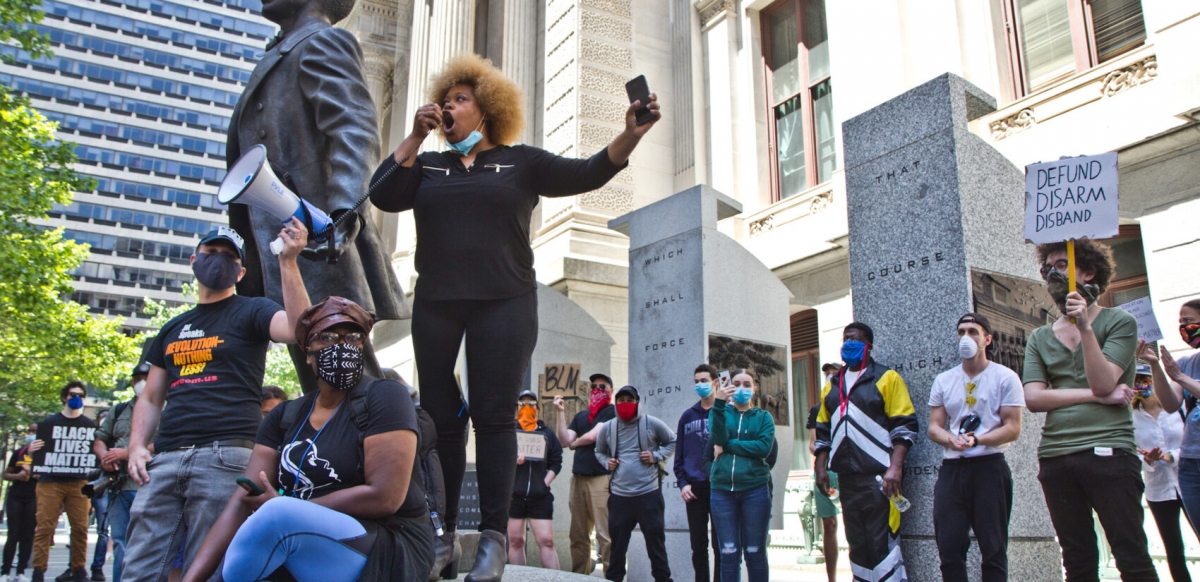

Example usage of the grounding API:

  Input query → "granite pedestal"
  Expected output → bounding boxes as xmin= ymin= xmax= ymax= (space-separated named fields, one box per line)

xmin=842 ymin=73 xmax=1061 ymax=581
xmin=608 ymin=186 xmax=793 ymax=582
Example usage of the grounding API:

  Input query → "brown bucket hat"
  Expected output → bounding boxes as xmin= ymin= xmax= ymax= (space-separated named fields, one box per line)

xmin=295 ymin=296 xmax=375 ymax=351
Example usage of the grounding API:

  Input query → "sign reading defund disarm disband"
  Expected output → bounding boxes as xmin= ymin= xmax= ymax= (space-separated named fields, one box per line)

xmin=31 ymin=420 xmax=97 ymax=478
xmin=1024 ymin=153 xmax=1119 ymax=244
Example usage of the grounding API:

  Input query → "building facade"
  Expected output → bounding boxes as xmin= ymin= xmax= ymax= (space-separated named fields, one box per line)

xmin=4 ymin=0 xmax=275 ymax=333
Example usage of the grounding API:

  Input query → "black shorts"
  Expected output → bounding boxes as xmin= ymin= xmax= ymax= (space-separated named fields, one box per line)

xmin=509 ymin=493 xmax=554 ymax=520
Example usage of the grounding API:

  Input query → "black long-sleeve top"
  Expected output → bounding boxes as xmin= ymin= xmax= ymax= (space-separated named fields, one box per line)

xmin=369 ymin=145 xmax=626 ymax=300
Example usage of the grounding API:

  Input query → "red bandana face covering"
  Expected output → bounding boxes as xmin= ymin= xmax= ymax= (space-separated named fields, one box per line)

xmin=589 ymin=389 xmax=611 ymax=423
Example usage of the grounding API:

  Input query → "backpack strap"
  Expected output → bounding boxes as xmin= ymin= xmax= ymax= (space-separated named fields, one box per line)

xmin=277 ymin=398 xmax=305 ymax=436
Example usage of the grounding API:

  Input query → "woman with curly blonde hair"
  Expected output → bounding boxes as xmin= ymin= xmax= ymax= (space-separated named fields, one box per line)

xmin=370 ymin=53 xmax=659 ymax=582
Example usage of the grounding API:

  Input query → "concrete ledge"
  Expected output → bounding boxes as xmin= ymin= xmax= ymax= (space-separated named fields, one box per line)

xmin=449 ymin=564 xmax=596 ymax=581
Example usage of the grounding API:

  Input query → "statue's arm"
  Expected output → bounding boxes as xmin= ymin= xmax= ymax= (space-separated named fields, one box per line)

xmin=296 ymin=28 xmax=380 ymax=212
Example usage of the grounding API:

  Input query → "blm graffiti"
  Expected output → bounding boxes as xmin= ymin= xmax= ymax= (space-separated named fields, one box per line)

xmin=708 ymin=335 xmax=789 ymax=426
xmin=32 ymin=418 xmax=98 ymax=478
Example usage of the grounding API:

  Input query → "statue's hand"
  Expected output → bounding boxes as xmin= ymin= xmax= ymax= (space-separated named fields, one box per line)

xmin=300 ymin=210 xmax=360 ymax=263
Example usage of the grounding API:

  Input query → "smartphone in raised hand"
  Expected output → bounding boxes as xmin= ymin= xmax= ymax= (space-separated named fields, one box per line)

xmin=624 ymin=75 xmax=655 ymax=126
xmin=719 ymin=370 xmax=731 ymax=390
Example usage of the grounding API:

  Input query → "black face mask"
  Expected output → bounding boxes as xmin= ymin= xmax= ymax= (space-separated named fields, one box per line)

xmin=1045 ymin=269 xmax=1098 ymax=312
xmin=311 ymin=343 xmax=364 ymax=391
xmin=192 ymin=252 xmax=241 ymax=290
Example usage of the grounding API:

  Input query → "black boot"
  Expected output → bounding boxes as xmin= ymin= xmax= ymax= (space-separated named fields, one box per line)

xmin=464 ymin=530 xmax=506 ymax=582
xmin=427 ymin=530 xmax=462 ymax=581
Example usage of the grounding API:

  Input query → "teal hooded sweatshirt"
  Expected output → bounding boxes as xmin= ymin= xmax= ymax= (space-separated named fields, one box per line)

xmin=707 ymin=398 xmax=775 ymax=492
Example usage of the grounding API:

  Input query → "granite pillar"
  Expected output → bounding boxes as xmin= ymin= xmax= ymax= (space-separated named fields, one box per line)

xmin=608 ymin=186 xmax=793 ymax=582
xmin=487 ymin=0 xmax=539 ymax=145
xmin=842 ymin=73 xmax=1061 ymax=581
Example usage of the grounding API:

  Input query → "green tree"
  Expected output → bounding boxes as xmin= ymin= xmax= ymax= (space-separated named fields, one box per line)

xmin=0 ymin=2 xmax=139 ymax=437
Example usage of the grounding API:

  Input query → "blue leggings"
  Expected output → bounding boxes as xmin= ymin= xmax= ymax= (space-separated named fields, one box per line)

xmin=223 ymin=497 xmax=370 ymax=582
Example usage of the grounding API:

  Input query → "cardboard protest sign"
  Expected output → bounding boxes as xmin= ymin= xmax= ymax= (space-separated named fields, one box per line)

xmin=31 ymin=418 xmax=98 ymax=478
xmin=1024 ymin=153 xmax=1119 ymax=244
xmin=1116 ymin=296 xmax=1165 ymax=342
xmin=538 ymin=364 xmax=586 ymax=426
xmin=516 ymin=431 xmax=547 ymax=461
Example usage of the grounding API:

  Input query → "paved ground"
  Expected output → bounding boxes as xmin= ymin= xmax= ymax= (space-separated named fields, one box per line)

xmin=0 ymin=521 xmax=112 ymax=580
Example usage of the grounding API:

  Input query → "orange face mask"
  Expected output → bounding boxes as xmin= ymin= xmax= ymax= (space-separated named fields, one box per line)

xmin=517 ymin=402 xmax=538 ymax=431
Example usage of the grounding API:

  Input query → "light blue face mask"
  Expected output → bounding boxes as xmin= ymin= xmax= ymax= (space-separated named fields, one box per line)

xmin=695 ymin=382 xmax=713 ymax=399
xmin=447 ymin=118 xmax=485 ymax=156
xmin=732 ymin=387 xmax=754 ymax=405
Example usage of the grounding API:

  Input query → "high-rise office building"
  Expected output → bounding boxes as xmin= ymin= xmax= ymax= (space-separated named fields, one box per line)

xmin=3 ymin=0 xmax=275 ymax=334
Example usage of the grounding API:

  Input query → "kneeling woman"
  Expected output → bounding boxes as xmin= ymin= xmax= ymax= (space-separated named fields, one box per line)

xmin=182 ymin=297 xmax=434 ymax=582
xmin=707 ymin=369 xmax=776 ymax=582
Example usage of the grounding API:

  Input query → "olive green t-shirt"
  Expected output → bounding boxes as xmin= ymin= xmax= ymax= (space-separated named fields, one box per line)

xmin=1023 ymin=307 xmax=1138 ymax=458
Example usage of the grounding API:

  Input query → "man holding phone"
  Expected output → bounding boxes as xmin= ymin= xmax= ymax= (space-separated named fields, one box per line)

xmin=927 ymin=313 xmax=1024 ymax=582
xmin=121 ymin=223 xmax=311 ymax=582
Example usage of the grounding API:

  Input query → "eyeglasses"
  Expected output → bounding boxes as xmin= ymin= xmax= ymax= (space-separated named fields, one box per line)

xmin=591 ymin=384 xmax=609 ymax=390
xmin=310 ymin=331 xmax=367 ymax=345
xmin=965 ymin=382 xmax=977 ymax=408
xmin=519 ymin=401 xmax=537 ymax=407
xmin=1040 ymin=259 xmax=1070 ymax=279
xmin=67 ymin=392 xmax=85 ymax=399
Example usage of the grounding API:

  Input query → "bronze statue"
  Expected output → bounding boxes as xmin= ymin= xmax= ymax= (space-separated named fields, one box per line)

xmin=227 ymin=0 xmax=406 ymax=391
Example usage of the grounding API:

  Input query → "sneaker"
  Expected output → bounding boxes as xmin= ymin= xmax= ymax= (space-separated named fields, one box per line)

xmin=15 ymin=575 xmax=29 ymax=582
xmin=53 ymin=570 xmax=71 ymax=582
xmin=2 ymin=573 xmax=12 ymax=582
xmin=88 ymin=570 xmax=103 ymax=582
xmin=30 ymin=570 xmax=43 ymax=582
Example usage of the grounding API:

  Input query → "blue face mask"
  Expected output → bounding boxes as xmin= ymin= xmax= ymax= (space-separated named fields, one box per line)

xmin=447 ymin=118 xmax=485 ymax=156
xmin=24 ymin=435 xmax=34 ymax=444
xmin=841 ymin=340 xmax=867 ymax=368
xmin=67 ymin=395 xmax=84 ymax=410
xmin=695 ymin=382 xmax=713 ymax=398
xmin=732 ymin=387 xmax=754 ymax=406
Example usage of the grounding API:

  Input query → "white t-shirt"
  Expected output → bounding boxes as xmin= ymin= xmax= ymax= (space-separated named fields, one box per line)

xmin=928 ymin=362 xmax=1026 ymax=459
xmin=1133 ymin=407 xmax=1184 ymax=503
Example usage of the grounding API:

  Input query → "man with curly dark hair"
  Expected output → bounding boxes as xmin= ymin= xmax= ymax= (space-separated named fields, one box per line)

xmin=370 ymin=53 xmax=661 ymax=582
xmin=1023 ymin=239 xmax=1158 ymax=581
xmin=225 ymin=0 xmax=407 ymax=396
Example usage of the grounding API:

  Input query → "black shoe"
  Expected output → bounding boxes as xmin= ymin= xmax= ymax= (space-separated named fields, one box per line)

xmin=464 ymin=530 xmax=506 ymax=582
xmin=427 ymin=531 xmax=461 ymax=581
xmin=30 ymin=569 xmax=43 ymax=582
xmin=70 ymin=570 xmax=88 ymax=582
xmin=89 ymin=568 xmax=104 ymax=582
xmin=52 ymin=570 xmax=72 ymax=582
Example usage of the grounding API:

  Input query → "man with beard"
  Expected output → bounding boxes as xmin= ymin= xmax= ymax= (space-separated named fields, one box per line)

xmin=225 ymin=0 xmax=406 ymax=393
xmin=121 ymin=224 xmax=311 ymax=582
xmin=555 ymin=374 xmax=616 ymax=575
xmin=1023 ymin=240 xmax=1156 ymax=581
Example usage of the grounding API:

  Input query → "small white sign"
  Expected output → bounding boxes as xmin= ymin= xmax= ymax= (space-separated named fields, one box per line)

xmin=516 ymin=431 xmax=546 ymax=461
xmin=1024 ymin=153 xmax=1119 ymax=244
xmin=1116 ymin=296 xmax=1165 ymax=343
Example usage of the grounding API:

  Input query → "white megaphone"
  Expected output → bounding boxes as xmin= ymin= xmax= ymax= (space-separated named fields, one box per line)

xmin=217 ymin=144 xmax=333 ymax=255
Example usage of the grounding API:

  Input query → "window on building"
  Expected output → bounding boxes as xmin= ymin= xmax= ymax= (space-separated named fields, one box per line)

xmin=789 ymin=309 xmax=820 ymax=470
xmin=763 ymin=0 xmax=834 ymax=201
xmin=1003 ymin=0 xmax=1146 ymax=96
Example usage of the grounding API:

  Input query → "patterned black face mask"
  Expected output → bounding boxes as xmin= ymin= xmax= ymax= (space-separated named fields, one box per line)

xmin=311 ymin=343 xmax=363 ymax=391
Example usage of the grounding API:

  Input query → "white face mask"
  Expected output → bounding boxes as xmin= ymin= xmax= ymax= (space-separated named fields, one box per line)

xmin=132 ymin=380 xmax=146 ymax=396
xmin=958 ymin=335 xmax=979 ymax=359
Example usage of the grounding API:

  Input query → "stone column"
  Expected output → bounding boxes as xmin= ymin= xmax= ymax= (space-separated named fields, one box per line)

xmin=609 ymin=186 xmax=794 ymax=582
xmin=487 ymin=0 xmax=539 ymax=145
xmin=695 ymin=0 xmax=736 ymax=196
xmin=842 ymin=73 xmax=1061 ymax=581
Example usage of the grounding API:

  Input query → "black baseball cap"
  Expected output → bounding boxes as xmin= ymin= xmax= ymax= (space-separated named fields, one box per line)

xmin=614 ymin=385 xmax=639 ymax=401
xmin=197 ymin=226 xmax=246 ymax=260
xmin=957 ymin=312 xmax=992 ymax=335
xmin=589 ymin=373 xmax=614 ymax=387
xmin=131 ymin=361 xmax=152 ymax=377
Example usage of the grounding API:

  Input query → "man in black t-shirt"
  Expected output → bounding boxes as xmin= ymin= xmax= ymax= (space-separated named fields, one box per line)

xmin=30 ymin=383 xmax=98 ymax=582
xmin=2 ymin=424 xmax=38 ymax=580
xmin=122 ymin=224 xmax=312 ymax=582
xmin=555 ymin=373 xmax=616 ymax=575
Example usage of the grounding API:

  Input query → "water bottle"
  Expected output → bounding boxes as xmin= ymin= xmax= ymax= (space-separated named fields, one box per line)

xmin=430 ymin=510 xmax=445 ymax=537
xmin=875 ymin=475 xmax=911 ymax=512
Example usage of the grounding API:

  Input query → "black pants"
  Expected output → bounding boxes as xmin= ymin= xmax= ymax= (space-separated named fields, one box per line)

xmin=3 ymin=496 xmax=36 ymax=575
xmin=933 ymin=454 xmax=1012 ymax=582
xmin=840 ymin=472 xmax=905 ymax=581
xmin=1038 ymin=450 xmax=1158 ymax=582
xmin=607 ymin=490 xmax=672 ymax=582
xmin=1148 ymin=498 xmax=1192 ymax=582
xmin=413 ymin=290 xmax=538 ymax=535
xmin=685 ymin=482 xmax=720 ymax=582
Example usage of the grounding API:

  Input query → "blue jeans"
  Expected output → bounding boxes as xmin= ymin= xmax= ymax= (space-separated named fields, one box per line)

xmin=224 ymin=497 xmax=369 ymax=582
xmin=1177 ymin=458 xmax=1200 ymax=539
xmin=711 ymin=484 xmax=771 ymax=582
xmin=107 ymin=490 xmax=137 ymax=582
xmin=122 ymin=443 xmax=251 ymax=582
xmin=91 ymin=491 xmax=109 ymax=569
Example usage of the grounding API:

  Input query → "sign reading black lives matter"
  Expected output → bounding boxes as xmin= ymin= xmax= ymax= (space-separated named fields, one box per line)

xmin=1024 ymin=152 xmax=1119 ymax=244
xmin=31 ymin=419 xmax=98 ymax=478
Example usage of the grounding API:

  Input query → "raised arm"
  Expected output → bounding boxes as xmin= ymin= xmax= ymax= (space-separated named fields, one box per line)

xmin=371 ymin=103 xmax=438 ymax=213
xmin=553 ymin=397 xmax=579 ymax=448
xmin=605 ymin=94 xmax=660 ymax=166
xmin=268 ymin=217 xmax=311 ymax=343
